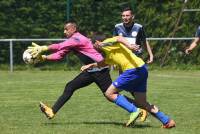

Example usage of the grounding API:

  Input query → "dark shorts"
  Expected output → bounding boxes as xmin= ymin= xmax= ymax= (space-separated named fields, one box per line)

xmin=68 ymin=68 xmax=112 ymax=93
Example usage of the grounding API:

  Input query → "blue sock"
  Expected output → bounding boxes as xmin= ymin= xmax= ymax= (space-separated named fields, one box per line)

xmin=154 ymin=111 xmax=170 ymax=125
xmin=114 ymin=95 xmax=137 ymax=113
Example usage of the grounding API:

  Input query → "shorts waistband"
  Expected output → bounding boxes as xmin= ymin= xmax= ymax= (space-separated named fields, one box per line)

xmin=87 ymin=66 xmax=109 ymax=72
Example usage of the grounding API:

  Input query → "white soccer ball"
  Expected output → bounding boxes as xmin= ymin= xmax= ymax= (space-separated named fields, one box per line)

xmin=23 ymin=49 xmax=35 ymax=64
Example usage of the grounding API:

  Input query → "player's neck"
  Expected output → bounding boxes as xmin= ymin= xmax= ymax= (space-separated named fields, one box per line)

xmin=124 ymin=22 xmax=134 ymax=28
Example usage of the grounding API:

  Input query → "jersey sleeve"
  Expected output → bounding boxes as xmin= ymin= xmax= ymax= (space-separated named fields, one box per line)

xmin=48 ymin=38 xmax=78 ymax=52
xmin=138 ymin=26 xmax=147 ymax=43
xmin=113 ymin=27 xmax=118 ymax=36
xmin=195 ymin=26 xmax=200 ymax=37
xmin=47 ymin=49 xmax=70 ymax=61
xmin=46 ymin=37 xmax=80 ymax=61
xmin=102 ymin=37 xmax=117 ymax=44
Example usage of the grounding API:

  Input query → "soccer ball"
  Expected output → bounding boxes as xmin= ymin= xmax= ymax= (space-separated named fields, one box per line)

xmin=23 ymin=49 xmax=35 ymax=64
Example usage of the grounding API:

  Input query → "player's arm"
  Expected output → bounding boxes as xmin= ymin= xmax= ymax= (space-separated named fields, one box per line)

xmin=140 ymin=27 xmax=154 ymax=63
xmin=31 ymin=43 xmax=72 ymax=64
xmin=99 ymin=36 xmax=139 ymax=51
xmin=185 ymin=37 xmax=200 ymax=54
xmin=80 ymin=60 xmax=107 ymax=72
xmin=145 ymin=40 xmax=154 ymax=63
xmin=29 ymin=38 xmax=76 ymax=58
xmin=27 ymin=42 xmax=66 ymax=63
xmin=115 ymin=36 xmax=140 ymax=51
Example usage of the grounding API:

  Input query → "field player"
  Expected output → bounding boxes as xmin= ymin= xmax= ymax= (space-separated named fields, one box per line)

xmin=81 ymin=36 xmax=175 ymax=128
xmin=28 ymin=21 xmax=146 ymax=121
xmin=113 ymin=7 xmax=153 ymax=64
xmin=113 ymin=7 xmax=154 ymax=121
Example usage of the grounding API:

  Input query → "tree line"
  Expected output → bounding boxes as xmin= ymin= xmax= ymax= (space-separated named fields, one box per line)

xmin=0 ymin=0 xmax=200 ymax=67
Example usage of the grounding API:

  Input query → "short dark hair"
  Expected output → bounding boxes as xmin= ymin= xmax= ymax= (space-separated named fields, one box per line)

xmin=64 ymin=20 xmax=78 ymax=29
xmin=91 ymin=34 xmax=106 ymax=44
xmin=122 ymin=7 xmax=134 ymax=14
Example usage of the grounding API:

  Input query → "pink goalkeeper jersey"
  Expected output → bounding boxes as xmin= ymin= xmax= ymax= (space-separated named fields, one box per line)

xmin=47 ymin=32 xmax=103 ymax=62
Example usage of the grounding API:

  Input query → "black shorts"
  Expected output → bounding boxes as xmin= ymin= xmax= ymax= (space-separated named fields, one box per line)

xmin=67 ymin=68 xmax=112 ymax=93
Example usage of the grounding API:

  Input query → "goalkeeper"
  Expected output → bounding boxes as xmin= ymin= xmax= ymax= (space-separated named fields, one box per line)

xmin=28 ymin=21 xmax=147 ymax=122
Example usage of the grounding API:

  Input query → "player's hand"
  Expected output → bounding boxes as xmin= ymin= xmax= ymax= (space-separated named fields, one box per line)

xmin=130 ymin=44 xmax=140 ymax=51
xmin=185 ymin=48 xmax=192 ymax=54
xmin=147 ymin=55 xmax=153 ymax=64
xmin=33 ymin=55 xmax=47 ymax=64
xmin=80 ymin=64 xmax=93 ymax=72
xmin=94 ymin=40 xmax=103 ymax=49
xmin=28 ymin=42 xmax=48 ymax=58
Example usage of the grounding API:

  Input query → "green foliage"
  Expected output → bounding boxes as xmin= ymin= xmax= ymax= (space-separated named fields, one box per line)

xmin=0 ymin=0 xmax=200 ymax=68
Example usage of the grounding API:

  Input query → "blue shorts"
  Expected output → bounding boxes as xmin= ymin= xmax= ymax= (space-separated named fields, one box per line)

xmin=112 ymin=65 xmax=148 ymax=92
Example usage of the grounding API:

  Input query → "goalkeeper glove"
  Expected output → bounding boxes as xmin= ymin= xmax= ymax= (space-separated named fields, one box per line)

xmin=28 ymin=42 xmax=48 ymax=58
xmin=33 ymin=55 xmax=47 ymax=64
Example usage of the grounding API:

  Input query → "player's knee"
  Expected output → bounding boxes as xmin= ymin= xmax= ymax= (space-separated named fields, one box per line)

xmin=105 ymin=91 xmax=115 ymax=101
xmin=105 ymin=91 xmax=111 ymax=98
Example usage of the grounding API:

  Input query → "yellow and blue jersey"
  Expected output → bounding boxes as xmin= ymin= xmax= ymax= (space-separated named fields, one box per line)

xmin=101 ymin=37 xmax=145 ymax=72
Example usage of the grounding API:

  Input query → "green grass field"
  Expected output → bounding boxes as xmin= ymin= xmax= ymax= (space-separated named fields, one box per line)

xmin=0 ymin=70 xmax=199 ymax=134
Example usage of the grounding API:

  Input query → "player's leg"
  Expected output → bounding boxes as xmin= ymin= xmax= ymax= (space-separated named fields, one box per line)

xmin=105 ymin=84 xmax=140 ymax=127
xmin=93 ymin=69 xmax=139 ymax=104
xmin=133 ymin=92 xmax=175 ymax=128
xmin=40 ymin=71 xmax=94 ymax=119
xmin=93 ymin=69 xmax=143 ymax=111
xmin=130 ymin=65 xmax=175 ymax=128
xmin=92 ymin=69 xmax=112 ymax=95
xmin=130 ymin=92 xmax=147 ymax=122
xmin=52 ymin=71 xmax=95 ymax=113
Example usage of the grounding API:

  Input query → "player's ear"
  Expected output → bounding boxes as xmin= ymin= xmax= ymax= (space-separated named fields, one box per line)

xmin=132 ymin=15 xmax=135 ymax=19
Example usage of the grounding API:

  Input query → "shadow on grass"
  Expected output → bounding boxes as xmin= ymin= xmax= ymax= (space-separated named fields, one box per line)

xmin=42 ymin=121 xmax=152 ymax=128
xmin=83 ymin=121 xmax=152 ymax=128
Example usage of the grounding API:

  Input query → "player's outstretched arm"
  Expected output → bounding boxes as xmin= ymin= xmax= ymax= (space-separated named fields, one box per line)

xmin=115 ymin=36 xmax=140 ymax=51
xmin=80 ymin=60 xmax=107 ymax=72
xmin=185 ymin=38 xmax=200 ymax=54
xmin=81 ymin=63 xmax=98 ymax=72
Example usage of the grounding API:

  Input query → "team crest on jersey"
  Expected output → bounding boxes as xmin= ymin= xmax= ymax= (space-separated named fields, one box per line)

xmin=132 ymin=31 xmax=137 ymax=37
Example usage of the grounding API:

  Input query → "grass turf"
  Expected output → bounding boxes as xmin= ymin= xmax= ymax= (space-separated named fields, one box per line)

xmin=0 ymin=70 xmax=199 ymax=134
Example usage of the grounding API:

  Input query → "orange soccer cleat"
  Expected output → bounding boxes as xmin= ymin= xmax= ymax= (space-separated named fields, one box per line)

xmin=39 ymin=102 xmax=54 ymax=119
xmin=162 ymin=119 xmax=176 ymax=129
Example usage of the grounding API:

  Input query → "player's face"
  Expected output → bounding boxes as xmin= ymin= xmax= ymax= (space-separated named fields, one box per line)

xmin=64 ymin=24 xmax=76 ymax=38
xmin=121 ymin=10 xmax=134 ymax=25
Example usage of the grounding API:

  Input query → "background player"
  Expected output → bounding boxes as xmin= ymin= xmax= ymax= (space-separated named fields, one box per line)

xmin=113 ymin=7 xmax=153 ymax=63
